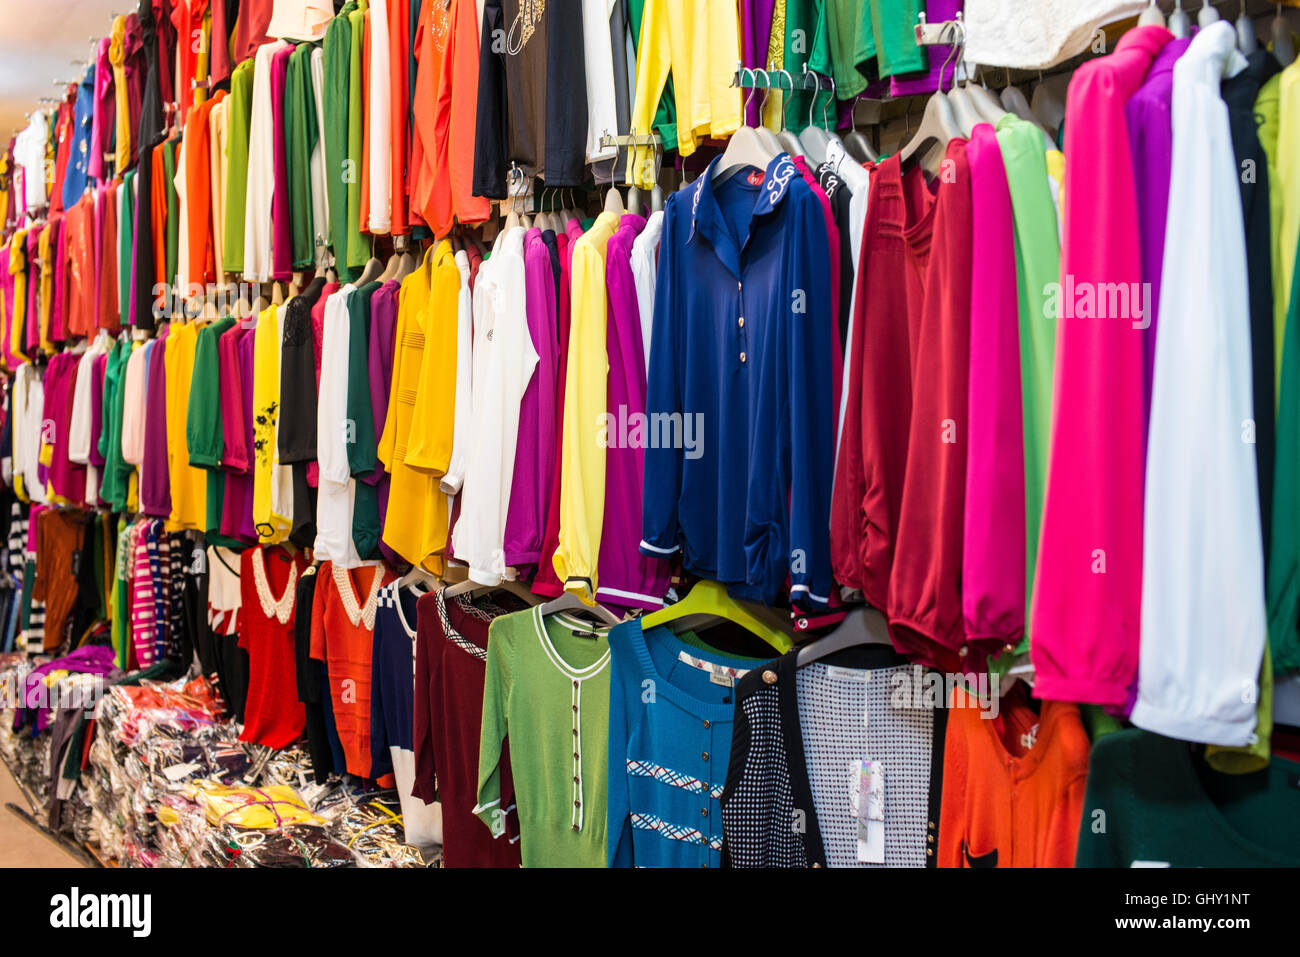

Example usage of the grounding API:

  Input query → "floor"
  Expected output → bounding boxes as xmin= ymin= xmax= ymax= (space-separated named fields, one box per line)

xmin=0 ymin=761 xmax=86 ymax=867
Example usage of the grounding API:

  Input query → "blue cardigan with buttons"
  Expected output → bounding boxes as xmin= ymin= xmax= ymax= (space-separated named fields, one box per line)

xmin=606 ymin=619 xmax=772 ymax=867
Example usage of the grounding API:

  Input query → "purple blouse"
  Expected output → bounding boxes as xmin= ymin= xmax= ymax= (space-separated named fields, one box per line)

xmin=1126 ymin=36 xmax=1190 ymax=438
xmin=270 ymin=44 xmax=295 ymax=282
xmin=367 ymin=280 xmax=401 ymax=566
xmin=140 ymin=330 xmax=173 ymax=518
xmin=505 ymin=228 xmax=560 ymax=568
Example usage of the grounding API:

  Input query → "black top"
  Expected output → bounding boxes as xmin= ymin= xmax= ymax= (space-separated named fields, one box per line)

xmin=1222 ymin=49 xmax=1280 ymax=562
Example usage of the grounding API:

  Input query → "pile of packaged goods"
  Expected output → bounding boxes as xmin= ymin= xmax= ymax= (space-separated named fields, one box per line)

xmin=0 ymin=654 xmax=433 ymax=867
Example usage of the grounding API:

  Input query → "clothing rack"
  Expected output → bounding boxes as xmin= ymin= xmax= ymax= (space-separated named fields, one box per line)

xmin=730 ymin=65 xmax=833 ymax=91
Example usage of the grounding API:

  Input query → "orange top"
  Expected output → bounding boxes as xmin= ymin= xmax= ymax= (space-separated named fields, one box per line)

xmin=309 ymin=562 xmax=397 ymax=780
xmin=184 ymin=94 xmax=222 ymax=287
xmin=429 ymin=0 xmax=488 ymax=236
xmin=151 ymin=142 xmax=169 ymax=291
xmin=65 ymin=194 xmax=97 ymax=338
xmin=938 ymin=684 xmax=1089 ymax=868
xmin=408 ymin=0 xmax=447 ymax=230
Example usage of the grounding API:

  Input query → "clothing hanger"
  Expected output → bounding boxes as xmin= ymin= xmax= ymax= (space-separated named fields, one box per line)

xmin=944 ymin=27 xmax=984 ymax=136
xmin=649 ymin=139 xmax=665 ymax=212
xmin=797 ymin=67 xmax=835 ymax=166
xmin=795 ymin=606 xmax=892 ymax=667
xmin=1275 ymin=4 xmax=1297 ymax=64
xmin=774 ymin=69 xmax=806 ymax=157
xmin=749 ymin=70 xmax=785 ymax=157
xmin=1199 ymin=0 xmax=1221 ymax=27
xmin=396 ymin=565 xmax=437 ymax=591
xmin=899 ymin=29 xmax=962 ymax=173
xmin=1236 ymin=0 xmax=1259 ymax=52
xmin=967 ymin=65 xmax=1009 ymax=125
xmin=641 ymin=579 xmax=793 ymax=654
xmin=1030 ymin=69 xmax=1066 ymax=139
xmin=715 ymin=67 xmax=780 ymax=186
xmin=841 ymin=96 xmax=879 ymax=163
xmin=1168 ymin=0 xmax=1192 ymax=36
xmin=604 ymin=183 xmax=625 ymax=214
xmin=377 ymin=247 xmax=400 ymax=282
xmin=537 ymin=590 xmax=622 ymax=626
xmin=1138 ymin=0 xmax=1165 ymax=27
xmin=503 ymin=165 xmax=523 ymax=231
xmin=355 ymin=256 xmax=384 ymax=285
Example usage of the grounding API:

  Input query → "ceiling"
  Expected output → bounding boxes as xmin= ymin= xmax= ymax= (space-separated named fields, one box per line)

xmin=0 ymin=0 xmax=123 ymax=138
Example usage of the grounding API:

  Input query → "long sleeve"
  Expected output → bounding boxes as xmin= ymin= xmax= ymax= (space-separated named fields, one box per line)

xmin=1029 ymin=26 xmax=1171 ymax=706
xmin=745 ymin=188 xmax=834 ymax=606
xmin=639 ymin=212 xmax=683 ymax=558
xmin=605 ymin=636 xmax=633 ymax=868
xmin=473 ymin=619 xmax=513 ymax=839
xmin=554 ymin=218 xmax=614 ymax=600
xmin=1133 ymin=24 xmax=1266 ymax=746
xmin=406 ymin=246 xmax=459 ymax=473
xmin=318 ymin=291 xmax=353 ymax=486
xmin=440 ymin=252 xmax=475 ymax=493
xmin=962 ymin=125 xmax=1026 ymax=649
xmin=625 ymin=0 xmax=673 ymax=187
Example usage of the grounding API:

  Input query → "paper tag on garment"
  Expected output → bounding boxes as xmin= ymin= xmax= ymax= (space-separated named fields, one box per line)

xmin=857 ymin=760 xmax=885 ymax=864
xmin=677 ymin=650 xmax=747 ymax=686
xmin=826 ymin=666 xmax=868 ymax=682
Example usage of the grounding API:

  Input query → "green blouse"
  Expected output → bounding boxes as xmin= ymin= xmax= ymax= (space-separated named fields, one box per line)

xmin=477 ymin=606 xmax=613 ymax=868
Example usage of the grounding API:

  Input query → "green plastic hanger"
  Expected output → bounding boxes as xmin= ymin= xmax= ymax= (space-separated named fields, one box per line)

xmin=641 ymin=580 xmax=793 ymax=654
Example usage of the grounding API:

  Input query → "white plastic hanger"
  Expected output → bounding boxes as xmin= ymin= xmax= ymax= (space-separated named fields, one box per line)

xmin=1274 ymin=4 xmax=1296 ymax=65
xmin=715 ymin=68 xmax=779 ymax=185
xmin=1168 ymin=0 xmax=1192 ymax=37
xmin=775 ymin=69 xmax=806 ymax=157
xmin=538 ymin=590 xmax=622 ymax=626
xmin=1236 ymin=0 xmax=1259 ymax=52
xmin=1199 ymin=0 xmax=1221 ymax=27
xmin=1138 ymin=0 xmax=1165 ymax=26
xmin=899 ymin=28 xmax=962 ymax=173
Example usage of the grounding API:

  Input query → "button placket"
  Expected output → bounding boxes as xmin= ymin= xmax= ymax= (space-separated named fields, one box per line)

xmin=736 ymin=279 xmax=748 ymax=364
xmin=570 ymin=678 xmax=583 ymax=831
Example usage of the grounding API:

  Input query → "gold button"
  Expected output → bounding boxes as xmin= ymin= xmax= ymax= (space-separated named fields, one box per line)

xmin=958 ymin=646 xmax=968 ymax=657
xmin=739 ymin=351 xmax=747 ymax=363
xmin=926 ymin=835 xmax=935 ymax=844
xmin=812 ymin=862 xmax=822 ymax=869
xmin=701 ymin=808 xmax=708 ymax=817
xmin=702 ymin=751 xmax=710 ymax=761
xmin=762 ymin=669 xmax=777 ymax=684
xmin=926 ymin=848 xmax=933 ymax=857
xmin=738 ymin=316 xmax=744 ymax=328
xmin=927 ymin=821 xmax=936 ymax=830
xmin=1003 ymin=643 xmax=1015 ymax=653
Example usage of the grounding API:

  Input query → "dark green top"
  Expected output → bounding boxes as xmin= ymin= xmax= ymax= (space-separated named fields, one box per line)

xmin=1075 ymin=729 xmax=1300 ymax=867
xmin=286 ymin=43 xmax=319 ymax=271
xmin=119 ymin=169 xmax=135 ymax=324
xmin=323 ymin=4 xmax=355 ymax=281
